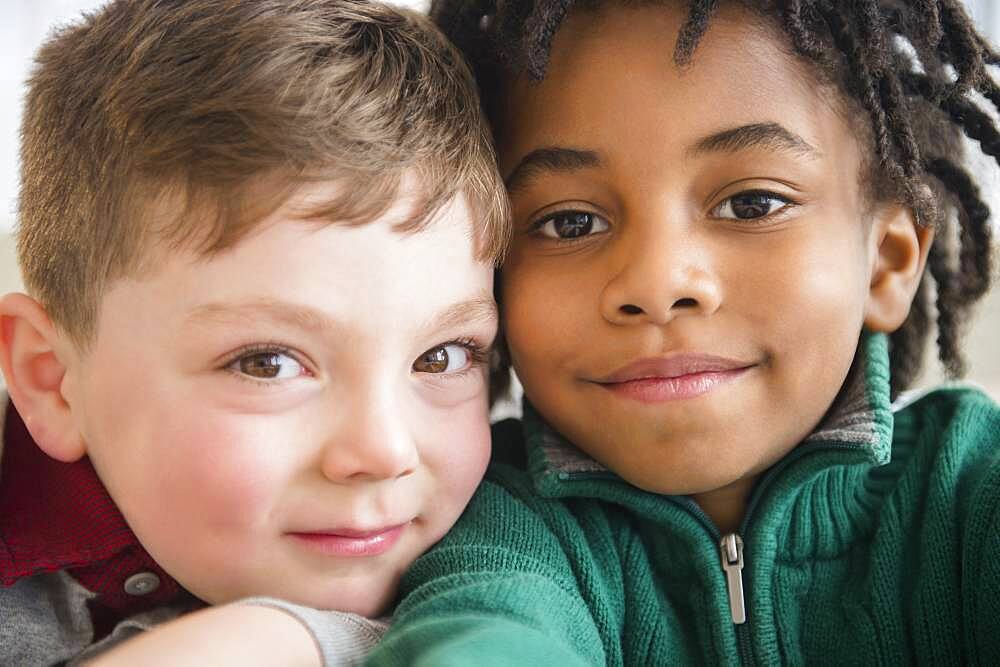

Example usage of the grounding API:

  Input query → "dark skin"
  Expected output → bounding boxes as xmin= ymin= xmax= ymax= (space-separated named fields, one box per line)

xmin=495 ymin=3 xmax=931 ymax=533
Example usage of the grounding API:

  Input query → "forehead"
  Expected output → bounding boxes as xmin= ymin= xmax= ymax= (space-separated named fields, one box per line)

xmin=136 ymin=170 xmax=490 ymax=270
xmin=201 ymin=193 xmax=485 ymax=294
xmin=496 ymin=3 xmax=857 ymax=176
xmin=98 ymin=185 xmax=494 ymax=345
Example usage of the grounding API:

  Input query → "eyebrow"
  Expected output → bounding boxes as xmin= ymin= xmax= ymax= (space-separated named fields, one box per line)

xmin=504 ymin=147 xmax=602 ymax=196
xmin=503 ymin=123 xmax=816 ymax=195
xmin=688 ymin=122 xmax=819 ymax=158
xmin=185 ymin=299 xmax=338 ymax=334
xmin=185 ymin=294 xmax=498 ymax=338
xmin=417 ymin=293 xmax=498 ymax=338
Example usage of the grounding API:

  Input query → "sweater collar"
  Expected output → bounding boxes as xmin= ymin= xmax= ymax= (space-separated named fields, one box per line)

xmin=522 ymin=332 xmax=894 ymax=499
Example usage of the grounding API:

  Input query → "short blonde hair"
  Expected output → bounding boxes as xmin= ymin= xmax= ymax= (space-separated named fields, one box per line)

xmin=18 ymin=0 xmax=509 ymax=345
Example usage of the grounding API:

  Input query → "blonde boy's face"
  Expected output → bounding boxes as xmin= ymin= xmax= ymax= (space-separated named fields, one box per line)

xmin=64 ymin=184 xmax=495 ymax=615
xmin=498 ymin=6 xmax=889 ymax=510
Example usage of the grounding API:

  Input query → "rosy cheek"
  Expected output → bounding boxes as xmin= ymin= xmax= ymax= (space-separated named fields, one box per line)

xmin=421 ymin=401 xmax=491 ymax=514
xmin=143 ymin=415 xmax=282 ymax=530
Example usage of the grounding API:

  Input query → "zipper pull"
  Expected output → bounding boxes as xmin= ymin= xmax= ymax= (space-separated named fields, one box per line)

xmin=719 ymin=533 xmax=746 ymax=625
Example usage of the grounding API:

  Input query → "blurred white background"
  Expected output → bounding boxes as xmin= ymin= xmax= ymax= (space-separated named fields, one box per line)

xmin=0 ymin=0 xmax=996 ymax=399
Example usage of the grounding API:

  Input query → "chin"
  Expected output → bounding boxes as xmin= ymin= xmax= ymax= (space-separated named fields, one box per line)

xmin=609 ymin=458 xmax=744 ymax=497
xmin=627 ymin=476 xmax=711 ymax=497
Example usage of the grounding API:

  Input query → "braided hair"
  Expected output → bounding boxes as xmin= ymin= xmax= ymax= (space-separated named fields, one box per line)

xmin=434 ymin=0 xmax=998 ymax=397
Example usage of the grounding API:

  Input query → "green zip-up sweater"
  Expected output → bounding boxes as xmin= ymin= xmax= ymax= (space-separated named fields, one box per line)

xmin=369 ymin=335 xmax=1000 ymax=665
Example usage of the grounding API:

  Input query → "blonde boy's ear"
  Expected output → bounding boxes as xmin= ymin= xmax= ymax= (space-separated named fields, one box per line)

xmin=863 ymin=204 xmax=934 ymax=333
xmin=0 ymin=293 xmax=85 ymax=462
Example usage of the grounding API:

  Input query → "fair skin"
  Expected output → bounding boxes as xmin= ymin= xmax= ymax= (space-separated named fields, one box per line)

xmin=0 ymin=180 xmax=495 ymax=621
xmin=496 ymin=3 xmax=930 ymax=534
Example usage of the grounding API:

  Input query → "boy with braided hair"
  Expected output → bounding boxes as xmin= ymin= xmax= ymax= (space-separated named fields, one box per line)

xmin=362 ymin=0 xmax=1000 ymax=663
xmin=98 ymin=0 xmax=1000 ymax=664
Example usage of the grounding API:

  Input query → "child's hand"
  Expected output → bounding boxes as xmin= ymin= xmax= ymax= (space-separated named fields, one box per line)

xmin=85 ymin=603 xmax=321 ymax=667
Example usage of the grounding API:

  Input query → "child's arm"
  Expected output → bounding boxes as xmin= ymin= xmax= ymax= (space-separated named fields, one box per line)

xmin=367 ymin=471 xmax=606 ymax=665
xmin=87 ymin=604 xmax=320 ymax=666
xmin=87 ymin=600 xmax=387 ymax=666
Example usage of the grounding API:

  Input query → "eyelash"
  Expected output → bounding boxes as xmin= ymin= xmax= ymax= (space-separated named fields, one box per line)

xmin=528 ymin=209 xmax=609 ymax=244
xmin=424 ymin=337 xmax=493 ymax=380
xmin=526 ymin=189 xmax=796 ymax=240
xmin=710 ymin=190 xmax=795 ymax=223
xmin=221 ymin=342 xmax=309 ymax=388
xmin=220 ymin=339 xmax=493 ymax=387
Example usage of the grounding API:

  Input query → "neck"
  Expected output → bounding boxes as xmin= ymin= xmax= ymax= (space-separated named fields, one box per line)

xmin=690 ymin=474 xmax=758 ymax=535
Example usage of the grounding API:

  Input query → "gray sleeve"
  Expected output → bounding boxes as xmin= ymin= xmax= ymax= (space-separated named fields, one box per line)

xmin=236 ymin=597 xmax=389 ymax=667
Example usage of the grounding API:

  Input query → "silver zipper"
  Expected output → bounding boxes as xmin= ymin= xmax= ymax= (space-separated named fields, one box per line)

xmin=719 ymin=533 xmax=746 ymax=625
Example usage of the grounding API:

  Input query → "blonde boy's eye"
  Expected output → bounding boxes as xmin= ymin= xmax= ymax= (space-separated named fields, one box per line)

xmin=230 ymin=351 xmax=304 ymax=380
xmin=534 ymin=211 xmax=609 ymax=239
xmin=413 ymin=344 xmax=471 ymax=374
xmin=712 ymin=191 xmax=791 ymax=220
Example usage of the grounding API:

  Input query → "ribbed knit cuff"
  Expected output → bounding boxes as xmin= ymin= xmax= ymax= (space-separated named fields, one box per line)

xmin=236 ymin=597 xmax=389 ymax=667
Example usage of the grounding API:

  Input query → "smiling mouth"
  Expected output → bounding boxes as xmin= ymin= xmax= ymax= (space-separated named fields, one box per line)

xmin=591 ymin=354 xmax=755 ymax=403
xmin=288 ymin=523 xmax=409 ymax=557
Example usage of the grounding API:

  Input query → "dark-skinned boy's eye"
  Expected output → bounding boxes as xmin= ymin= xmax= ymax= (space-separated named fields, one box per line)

xmin=731 ymin=193 xmax=774 ymax=218
xmin=535 ymin=211 xmax=610 ymax=239
xmin=713 ymin=192 xmax=791 ymax=220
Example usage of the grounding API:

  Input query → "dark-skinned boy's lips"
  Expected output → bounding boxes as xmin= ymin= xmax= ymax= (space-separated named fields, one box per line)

xmin=589 ymin=354 xmax=756 ymax=403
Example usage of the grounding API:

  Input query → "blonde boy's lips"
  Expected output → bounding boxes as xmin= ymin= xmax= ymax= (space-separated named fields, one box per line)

xmin=288 ymin=522 xmax=411 ymax=557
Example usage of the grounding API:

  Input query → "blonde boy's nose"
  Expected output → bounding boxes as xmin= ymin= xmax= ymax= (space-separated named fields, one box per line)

xmin=320 ymin=401 xmax=419 ymax=483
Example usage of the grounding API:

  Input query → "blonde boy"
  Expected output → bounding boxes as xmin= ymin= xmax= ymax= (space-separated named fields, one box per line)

xmin=0 ymin=0 xmax=507 ymax=663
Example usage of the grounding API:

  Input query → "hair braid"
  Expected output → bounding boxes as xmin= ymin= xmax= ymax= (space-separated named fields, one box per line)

xmin=850 ymin=1 xmax=928 ymax=189
xmin=525 ymin=0 xmax=576 ymax=78
xmin=820 ymin=5 xmax=914 ymax=197
xmin=674 ymin=0 xmax=719 ymax=64
xmin=927 ymin=235 xmax=966 ymax=376
xmin=976 ymin=74 xmax=1000 ymax=119
xmin=901 ymin=71 xmax=1000 ymax=162
xmin=779 ymin=0 xmax=828 ymax=62
xmin=857 ymin=0 xmax=890 ymax=71
xmin=926 ymin=158 xmax=993 ymax=305
xmin=913 ymin=0 xmax=943 ymax=49
xmin=975 ymin=31 xmax=1000 ymax=65
xmin=937 ymin=0 xmax=985 ymax=94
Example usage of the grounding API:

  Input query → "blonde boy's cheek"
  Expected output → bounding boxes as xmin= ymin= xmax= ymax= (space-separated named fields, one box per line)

xmin=152 ymin=416 xmax=281 ymax=520
xmin=426 ymin=399 xmax=492 ymax=490
xmin=111 ymin=413 xmax=283 ymax=548
xmin=413 ymin=399 xmax=491 ymax=542
xmin=128 ymin=420 xmax=294 ymax=602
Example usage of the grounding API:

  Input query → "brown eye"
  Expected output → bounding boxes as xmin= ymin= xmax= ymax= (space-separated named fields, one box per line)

xmin=229 ymin=351 xmax=303 ymax=380
xmin=714 ymin=191 xmax=791 ymax=220
xmin=412 ymin=344 xmax=471 ymax=374
xmin=536 ymin=211 xmax=609 ymax=239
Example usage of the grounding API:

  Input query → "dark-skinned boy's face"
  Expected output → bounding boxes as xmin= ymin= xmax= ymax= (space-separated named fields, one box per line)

xmin=497 ymin=4 xmax=886 ymax=518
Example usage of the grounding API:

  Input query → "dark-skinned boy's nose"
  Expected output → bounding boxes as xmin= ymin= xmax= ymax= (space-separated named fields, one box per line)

xmin=599 ymin=240 xmax=722 ymax=326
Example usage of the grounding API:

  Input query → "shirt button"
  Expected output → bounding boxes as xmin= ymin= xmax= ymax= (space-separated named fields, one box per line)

xmin=123 ymin=572 xmax=161 ymax=596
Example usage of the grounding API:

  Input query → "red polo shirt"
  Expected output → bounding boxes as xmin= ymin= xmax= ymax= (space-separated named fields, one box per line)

xmin=0 ymin=399 xmax=189 ymax=634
